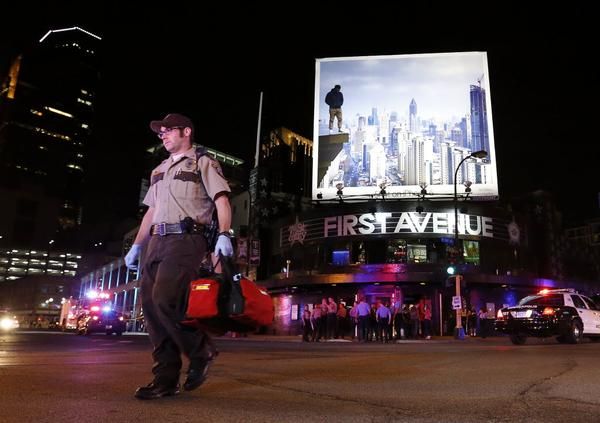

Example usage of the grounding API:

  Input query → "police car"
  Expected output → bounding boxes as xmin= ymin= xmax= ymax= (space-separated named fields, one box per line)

xmin=75 ymin=307 xmax=126 ymax=336
xmin=495 ymin=288 xmax=600 ymax=345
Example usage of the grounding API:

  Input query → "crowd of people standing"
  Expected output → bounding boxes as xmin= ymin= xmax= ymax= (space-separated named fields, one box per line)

xmin=301 ymin=296 xmax=437 ymax=343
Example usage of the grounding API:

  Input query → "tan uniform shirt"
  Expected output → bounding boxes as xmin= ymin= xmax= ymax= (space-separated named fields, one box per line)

xmin=143 ymin=146 xmax=230 ymax=225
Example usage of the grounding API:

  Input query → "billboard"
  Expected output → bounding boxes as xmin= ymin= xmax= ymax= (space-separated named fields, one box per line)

xmin=313 ymin=52 xmax=498 ymax=201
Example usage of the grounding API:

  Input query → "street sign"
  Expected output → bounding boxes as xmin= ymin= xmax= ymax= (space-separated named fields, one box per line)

xmin=237 ymin=238 xmax=248 ymax=265
xmin=452 ymin=295 xmax=462 ymax=310
xmin=249 ymin=239 xmax=261 ymax=265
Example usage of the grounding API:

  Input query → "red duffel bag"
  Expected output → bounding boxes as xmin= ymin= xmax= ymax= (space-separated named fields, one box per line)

xmin=182 ymin=257 xmax=274 ymax=334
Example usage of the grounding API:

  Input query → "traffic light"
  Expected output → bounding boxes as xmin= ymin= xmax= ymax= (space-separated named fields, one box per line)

xmin=445 ymin=265 xmax=457 ymax=287
xmin=445 ymin=267 xmax=466 ymax=288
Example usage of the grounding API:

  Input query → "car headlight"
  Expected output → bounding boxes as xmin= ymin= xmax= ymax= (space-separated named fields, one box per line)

xmin=0 ymin=317 xmax=18 ymax=330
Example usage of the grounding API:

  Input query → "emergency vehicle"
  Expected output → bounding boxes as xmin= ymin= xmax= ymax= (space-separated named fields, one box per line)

xmin=60 ymin=291 xmax=126 ymax=335
xmin=59 ymin=297 xmax=79 ymax=330
xmin=495 ymin=288 xmax=600 ymax=345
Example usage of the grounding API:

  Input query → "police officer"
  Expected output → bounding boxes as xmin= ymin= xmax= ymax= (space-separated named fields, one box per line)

xmin=125 ymin=113 xmax=234 ymax=400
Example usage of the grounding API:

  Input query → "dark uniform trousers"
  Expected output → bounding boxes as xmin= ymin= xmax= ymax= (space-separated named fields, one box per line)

xmin=141 ymin=233 xmax=214 ymax=386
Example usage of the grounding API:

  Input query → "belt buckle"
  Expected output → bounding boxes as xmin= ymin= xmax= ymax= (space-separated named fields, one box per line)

xmin=157 ymin=223 xmax=167 ymax=236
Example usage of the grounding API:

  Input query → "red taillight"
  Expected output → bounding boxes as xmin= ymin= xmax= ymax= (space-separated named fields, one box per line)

xmin=542 ymin=307 xmax=555 ymax=316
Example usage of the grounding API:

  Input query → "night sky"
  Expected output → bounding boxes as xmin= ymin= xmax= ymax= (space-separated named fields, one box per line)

xmin=1 ymin=3 xmax=598 ymax=230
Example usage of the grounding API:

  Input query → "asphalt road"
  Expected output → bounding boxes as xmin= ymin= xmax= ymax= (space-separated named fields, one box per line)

xmin=1 ymin=331 xmax=599 ymax=423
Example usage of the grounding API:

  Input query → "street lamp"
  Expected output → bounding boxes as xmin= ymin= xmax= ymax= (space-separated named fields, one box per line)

xmin=45 ymin=239 xmax=55 ymax=275
xmin=452 ymin=149 xmax=487 ymax=340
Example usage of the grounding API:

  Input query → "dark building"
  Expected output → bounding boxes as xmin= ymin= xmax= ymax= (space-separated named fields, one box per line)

xmin=0 ymin=26 xmax=99 ymax=315
xmin=262 ymin=194 xmax=600 ymax=337
xmin=0 ymin=27 xmax=102 ymax=250
xmin=258 ymin=127 xmax=312 ymax=198
xmin=250 ymin=127 xmax=313 ymax=278
xmin=0 ymin=274 xmax=74 ymax=327
xmin=562 ymin=217 xmax=600 ymax=282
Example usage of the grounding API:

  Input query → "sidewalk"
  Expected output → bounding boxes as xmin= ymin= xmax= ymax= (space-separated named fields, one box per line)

xmin=18 ymin=329 xmax=502 ymax=343
xmin=212 ymin=333 xmax=500 ymax=343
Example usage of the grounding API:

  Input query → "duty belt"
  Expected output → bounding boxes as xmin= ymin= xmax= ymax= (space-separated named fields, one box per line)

xmin=150 ymin=222 xmax=205 ymax=236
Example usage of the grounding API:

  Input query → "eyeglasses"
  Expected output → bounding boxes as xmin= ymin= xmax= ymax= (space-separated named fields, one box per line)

xmin=157 ymin=127 xmax=184 ymax=138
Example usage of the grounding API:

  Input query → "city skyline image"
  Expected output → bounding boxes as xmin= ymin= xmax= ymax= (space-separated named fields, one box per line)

xmin=314 ymin=52 xmax=498 ymax=201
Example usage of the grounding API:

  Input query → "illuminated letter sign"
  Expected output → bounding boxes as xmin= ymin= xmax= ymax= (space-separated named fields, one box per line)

xmin=280 ymin=211 xmax=506 ymax=249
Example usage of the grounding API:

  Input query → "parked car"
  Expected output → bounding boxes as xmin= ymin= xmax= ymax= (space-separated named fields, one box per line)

xmin=495 ymin=288 xmax=600 ymax=345
xmin=76 ymin=308 xmax=126 ymax=336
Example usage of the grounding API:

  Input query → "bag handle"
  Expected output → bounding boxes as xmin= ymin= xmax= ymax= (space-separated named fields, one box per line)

xmin=219 ymin=255 xmax=242 ymax=282
xmin=218 ymin=254 xmax=245 ymax=315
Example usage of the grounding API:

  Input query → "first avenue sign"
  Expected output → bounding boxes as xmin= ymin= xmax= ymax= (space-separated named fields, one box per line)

xmin=283 ymin=212 xmax=499 ymax=247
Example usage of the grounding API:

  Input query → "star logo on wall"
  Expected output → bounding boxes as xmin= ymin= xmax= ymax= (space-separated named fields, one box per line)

xmin=288 ymin=216 xmax=307 ymax=245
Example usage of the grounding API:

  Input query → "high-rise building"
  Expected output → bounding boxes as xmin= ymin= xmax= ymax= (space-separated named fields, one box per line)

xmin=459 ymin=115 xmax=471 ymax=149
xmin=0 ymin=27 xmax=102 ymax=249
xmin=470 ymin=83 xmax=490 ymax=154
xmin=409 ymin=98 xmax=418 ymax=133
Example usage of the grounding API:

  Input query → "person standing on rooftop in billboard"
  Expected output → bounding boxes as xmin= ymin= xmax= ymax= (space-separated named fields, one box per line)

xmin=325 ymin=84 xmax=344 ymax=132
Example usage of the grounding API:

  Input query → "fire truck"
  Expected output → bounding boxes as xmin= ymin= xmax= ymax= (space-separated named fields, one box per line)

xmin=60 ymin=291 xmax=125 ymax=335
xmin=59 ymin=297 xmax=79 ymax=330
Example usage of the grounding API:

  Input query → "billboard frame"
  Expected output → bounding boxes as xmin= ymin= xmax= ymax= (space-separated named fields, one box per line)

xmin=313 ymin=51 xmax=498 ymax=202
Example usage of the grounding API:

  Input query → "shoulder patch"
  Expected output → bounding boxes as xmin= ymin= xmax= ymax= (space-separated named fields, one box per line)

xmin=151 ymin=172 xmax=164 ymax=185
xmin=211 ymin=160 xmax=224 ymax=178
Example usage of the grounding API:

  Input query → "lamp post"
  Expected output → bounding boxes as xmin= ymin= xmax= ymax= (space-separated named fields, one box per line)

xmin=452 ymin=149 xmax=487 ymax=340
xmin=45 ymin=239 xmax=55 ymax=275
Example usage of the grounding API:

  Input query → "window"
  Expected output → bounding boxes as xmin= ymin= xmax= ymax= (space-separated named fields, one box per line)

xmin=332 ymin=250 xmax=350 ymax=266
xmin=571 ymin=295 xmax=587 ymax=309
xmin=581 ymin=296 xmax=599 ymax=310
xmin=520 ymin=294 xmax=563 ymax=306
xmin=356 ymin=242 xmax=366 ymax=264
xmin=407 ymin=244 xmax=427 ymax=263
xmin=386 ymin=239 xmax=407 ymax=263
xmin=463 ymin=240 xmax=480 ymax=265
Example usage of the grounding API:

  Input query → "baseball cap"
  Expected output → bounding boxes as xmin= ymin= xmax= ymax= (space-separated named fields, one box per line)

xmin=149 ymin=113 xmax=194 ymax=133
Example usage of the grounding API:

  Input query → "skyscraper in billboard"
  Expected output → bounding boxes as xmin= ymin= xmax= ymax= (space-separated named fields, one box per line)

xmin=470 ymin=83 xmax=490 ymax=155
xmin=409 ymin=99 xmax=418 ymax=133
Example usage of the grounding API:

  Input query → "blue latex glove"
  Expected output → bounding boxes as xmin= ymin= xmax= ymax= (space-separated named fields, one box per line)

xmin=214 ymin=234 xmax=234 ymax=257
xmin=125 ymin=244 xmax=142 ymax=269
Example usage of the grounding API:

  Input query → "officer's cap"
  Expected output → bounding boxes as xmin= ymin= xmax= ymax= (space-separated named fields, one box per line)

xmin=150 ymin=113 xmax=194 ymax=133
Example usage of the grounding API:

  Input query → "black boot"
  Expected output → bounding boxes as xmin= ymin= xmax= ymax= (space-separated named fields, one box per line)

xmin=134 ymin=382 xmax=180 ymax=400
xmin=183 ymin=359 xmax=212 ymax=391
